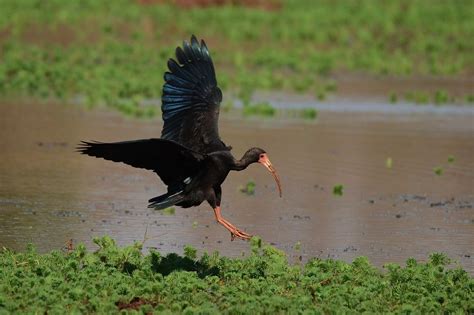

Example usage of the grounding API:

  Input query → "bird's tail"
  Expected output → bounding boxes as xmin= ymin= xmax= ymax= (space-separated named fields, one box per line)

xmin=148 ymin=191 xmax=184 ymax=210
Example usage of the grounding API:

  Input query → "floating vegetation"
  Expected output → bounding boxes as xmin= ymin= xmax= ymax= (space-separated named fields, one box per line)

xmin=161 ymin=207 xmax=175 ymax=215
xmin=324 ymin=81 xmax=338 ymax=93
xmin=242 ymin=102 xmax=276 ymax=117
xmin=448 ymin=155 xmax=455 ymax=164
xmin=385 ymin=157 xmax=393 ymax=169
xmin=434 ymin=166 xmax=444 ymax=176
xmin=239 ymin=180 xmax=256 ymax=195
xmin=293 ymin=241 xmax=302 ymax=251
xmin=333 ymin=184 xmax=344 ymax=196
xmin=0 ymin=236 xmax=472 ymax=313
xmin=0 ymin=1 xmax=471 ymax=114
xmin=405 ymin=91 xmax=430 ymax=105
xmin=315 ymin=89 xmax=326 ymax=101
xmin=434 ymin=89 xmax=449 ymax=105
xmin=389 ymin=92 xmax=398 ymax=104
xmin=300 ymin=108 xmax=318 ymax=119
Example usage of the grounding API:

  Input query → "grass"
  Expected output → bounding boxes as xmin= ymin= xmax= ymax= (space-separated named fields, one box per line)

xmin=0 ymin=0 xmax=472 ymax=115
xmin=0 ymin=236 xmax=472 ymax=313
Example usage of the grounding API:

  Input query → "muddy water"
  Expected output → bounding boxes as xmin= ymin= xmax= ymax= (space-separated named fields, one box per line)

xmin=0 ymin=102 xmax=473 ymax=273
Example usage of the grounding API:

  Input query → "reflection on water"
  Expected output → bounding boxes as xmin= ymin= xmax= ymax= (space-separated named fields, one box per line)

xmin=0 ymin=102 xmax=473 ymax=274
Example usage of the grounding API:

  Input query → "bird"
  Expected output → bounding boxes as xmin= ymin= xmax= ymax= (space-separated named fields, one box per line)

xmin=77 ymin=35 xmax=282 ymax=241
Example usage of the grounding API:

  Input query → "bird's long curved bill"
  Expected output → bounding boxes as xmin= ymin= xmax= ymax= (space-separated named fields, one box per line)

xmin=259 ymin=154 xmax=282 ymax=197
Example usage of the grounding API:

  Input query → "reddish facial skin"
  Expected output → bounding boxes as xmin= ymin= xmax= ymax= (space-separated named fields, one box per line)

xmin=258 ymin=153 xmax=282 ymax=197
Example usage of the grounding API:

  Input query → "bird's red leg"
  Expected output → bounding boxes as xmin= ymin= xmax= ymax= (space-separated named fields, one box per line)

xmin=213 ymin=206 xmax=252 ymax=241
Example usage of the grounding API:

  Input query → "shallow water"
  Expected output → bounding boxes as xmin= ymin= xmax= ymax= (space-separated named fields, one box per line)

xmin=0 ymin=101 xmax=473 ymax=273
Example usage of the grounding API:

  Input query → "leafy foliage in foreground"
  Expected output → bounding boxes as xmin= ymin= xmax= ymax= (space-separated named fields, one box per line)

xmin=0 ymin=0 xmax=473 ymax=114
xmin=0 ymin=237 xmax=472 ymax=313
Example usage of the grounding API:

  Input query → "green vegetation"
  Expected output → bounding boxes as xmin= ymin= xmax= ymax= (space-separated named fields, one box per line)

xmin=434 ymin=166 xmax=444 ymax=176
xmin=239 ymin=180 xmax=256 ymax=195
xmin=448 ymin=155 xmax=455 ymax=163
xmin=293 ymin=241 xmax=302 ymax=251
xmin=242 ymin=102 xmax=276 ymax=117
xmin=300 ymin=108 xmax=318 ymax=119
xmin=401 ymin=89 xmax=472 ymax=105
xmin=333 ymin=184 xmax=344 ymax=196
xmin=434 ymin=89 xmax=449 ymax=105
xmin=404 ymin=90 xmax=430 ymax=104
xmin=160 ymin=207 xmax=175 ymax=216
xmin=467 ymin=95 xmax=474 ymax=103
xmin=389 ymin=92 xmax=398 ymax=104
xmin=0 ymin=237 xmax=472 ymax=313
xmin=0 ymin=0 xmax=472 ymax=114
xmin=386 ymin=157 xmax=393 ymax=169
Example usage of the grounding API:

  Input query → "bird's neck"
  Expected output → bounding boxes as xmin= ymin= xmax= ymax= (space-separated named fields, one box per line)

xmin=232 ymin=154 xmax=253 ymax=171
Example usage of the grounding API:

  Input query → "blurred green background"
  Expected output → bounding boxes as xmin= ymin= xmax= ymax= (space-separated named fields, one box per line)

xmin=0 ymin=0 xmax=473 ymax=116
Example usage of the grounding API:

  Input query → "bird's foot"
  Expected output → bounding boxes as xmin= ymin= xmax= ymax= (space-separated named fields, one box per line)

xmin=219 ymin=218 xmax=252 ymax=241
xmin=213 ymin=206 xmax=252 ymax=241
xmin=230 ymin=228 xmax=252 ymax=241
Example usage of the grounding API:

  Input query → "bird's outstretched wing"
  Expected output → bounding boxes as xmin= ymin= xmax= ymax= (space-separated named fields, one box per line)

xmin=161 ymin=35 xmax=228 ymax=154
xmin=77 ymin=139 xmax=205 ymax=187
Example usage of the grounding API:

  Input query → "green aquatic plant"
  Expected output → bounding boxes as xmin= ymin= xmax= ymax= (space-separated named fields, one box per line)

xmin=161 ymin=207 xmax=176 ymax=215
xmin=324 ymin=80 xmax=337 ymax=93
xmin=466 ymin=94 xmax=474 ymax=103
xmin=300 ymin=108 xmax=318 ymax=119
xmin=405 ymin=91 xmax=430 ymax=105
xmin=434 ymin=89 xmax=449 ymax=105
xmin=0 ymin=0 xmax=471 ymax=114
xmin=239 ymin=180 xmax=256 ymax=195
xmin=242 ymin=102 xmax=276 ymax=117
xmin=389 ymin=92 xmax=398 ymax=104
xmin=0 ymin=237 xmax=472 ymax=313
xmin=316 ymin=89 xmax=326 ymax=101
xmin=434 ymin=166 xmax=444 ymax=176
xmin=333 ymin=184 xmax=344 ymax=196
xmin=293 ymin=241 xmax=302 ymax=251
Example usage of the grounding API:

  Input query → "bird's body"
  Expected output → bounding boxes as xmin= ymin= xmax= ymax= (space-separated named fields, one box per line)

xmin=78 ymin=36 xmax=281 ymax=240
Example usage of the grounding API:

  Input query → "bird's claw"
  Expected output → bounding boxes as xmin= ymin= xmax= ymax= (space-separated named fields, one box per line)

xmin=230 ymin=229 xmax=252 ymax=241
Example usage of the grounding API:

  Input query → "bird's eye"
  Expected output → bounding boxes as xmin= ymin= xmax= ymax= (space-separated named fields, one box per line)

xmin=259 ymin=154 xmax=264 ymax=159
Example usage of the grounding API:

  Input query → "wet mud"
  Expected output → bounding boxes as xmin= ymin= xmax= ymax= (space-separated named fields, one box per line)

xmin=0 ymin=101 xmax=472 ymax=273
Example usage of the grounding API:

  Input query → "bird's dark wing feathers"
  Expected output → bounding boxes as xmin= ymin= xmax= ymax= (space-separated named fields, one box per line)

xmin=161 ymin=35 xmax=228 ymax=154
xmin=77 ymin=139 xmax=205 ymax=187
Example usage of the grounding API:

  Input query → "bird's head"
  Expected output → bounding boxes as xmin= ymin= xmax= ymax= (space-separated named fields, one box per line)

xmin=243 ymin=147 xmax=282 ymax=197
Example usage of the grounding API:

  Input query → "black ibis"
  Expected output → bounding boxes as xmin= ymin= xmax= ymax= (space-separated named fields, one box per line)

xmin=78 ymin=35 xmax=282 ymax=240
